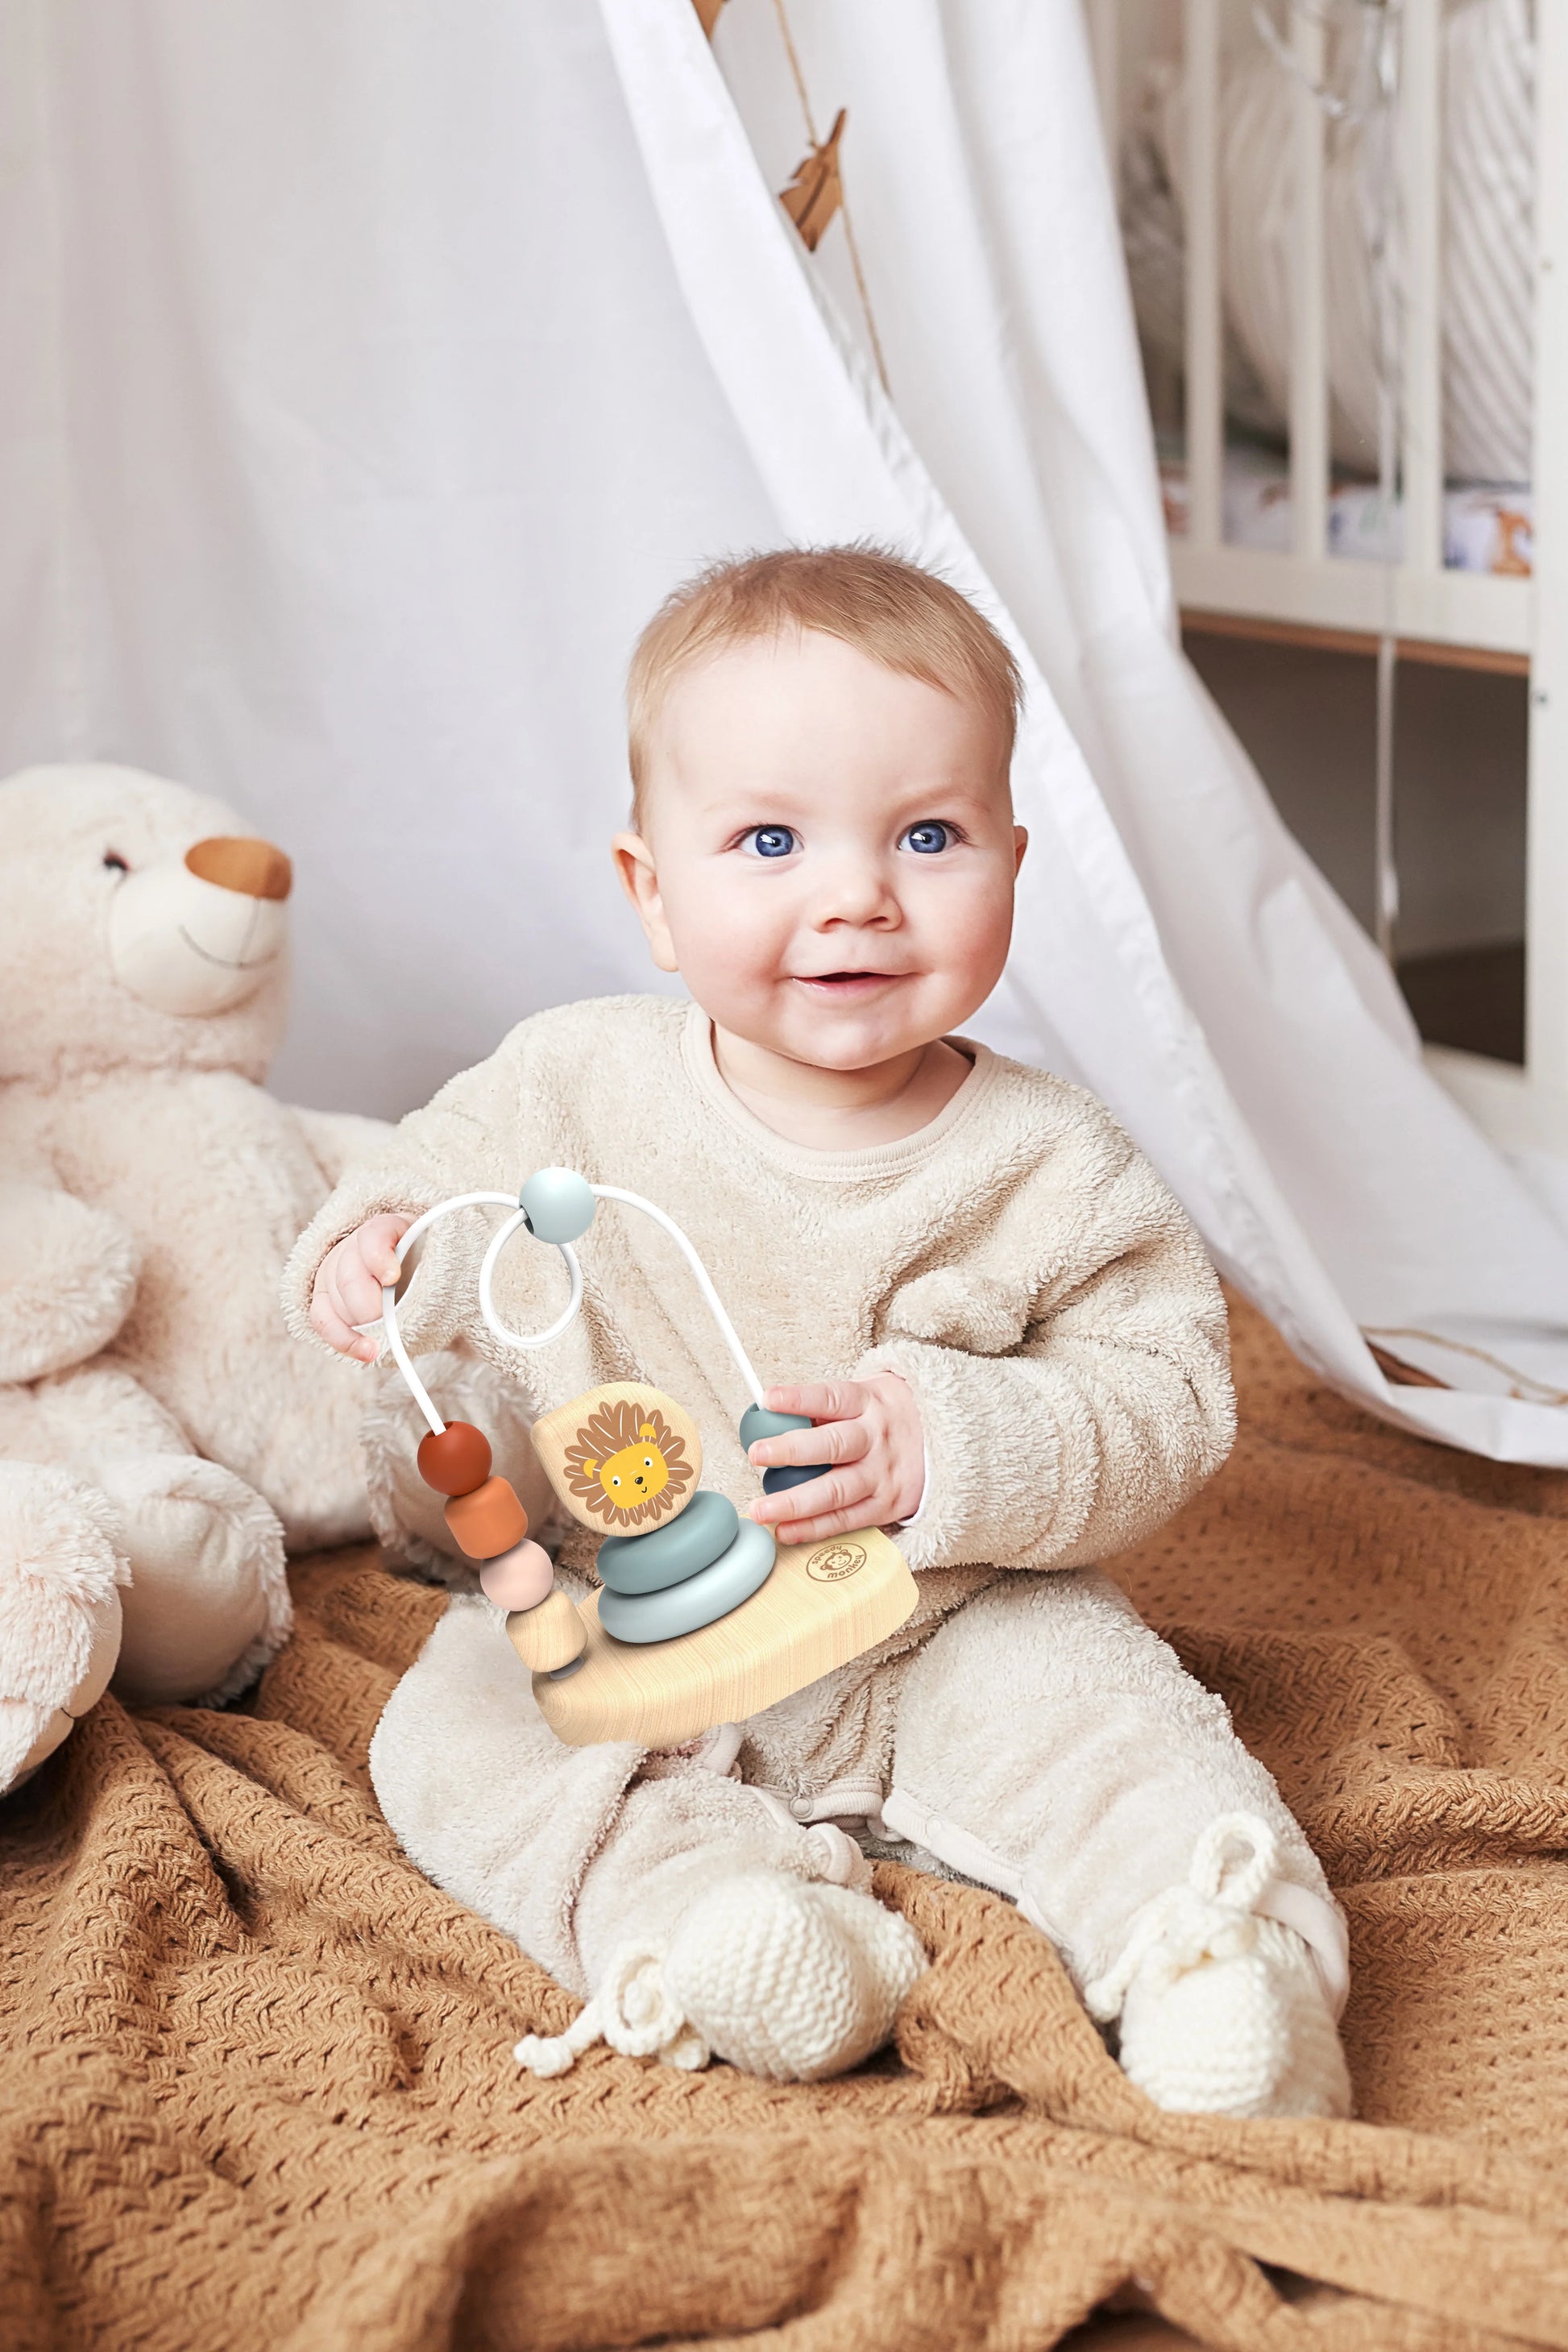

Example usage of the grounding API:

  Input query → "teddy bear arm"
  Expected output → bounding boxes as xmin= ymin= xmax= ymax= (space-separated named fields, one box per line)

xmin=288 ymin=1106 xmax=396 ymax=1192
xmin=0 ymin=1180 xmax=140 ymax=1384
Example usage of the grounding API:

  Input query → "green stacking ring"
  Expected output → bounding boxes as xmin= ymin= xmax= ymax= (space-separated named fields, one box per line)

xmin=598 ymin=1518 xmax=776 ymax=1643
xmin=596 ymin=1488 xmax=740 ymax=1595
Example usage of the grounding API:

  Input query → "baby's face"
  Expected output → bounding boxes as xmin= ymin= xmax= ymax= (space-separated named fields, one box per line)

xmin=616 ymin=630 xmax=1025 ymax=1072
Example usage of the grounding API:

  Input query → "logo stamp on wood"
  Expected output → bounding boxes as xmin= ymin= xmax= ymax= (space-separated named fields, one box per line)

xmin=805 ymin=1541 xmax=867 ymax=1583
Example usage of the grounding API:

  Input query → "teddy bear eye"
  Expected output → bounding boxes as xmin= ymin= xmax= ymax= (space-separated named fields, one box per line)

xmin=102 ymin=852 xmax=129 ymax=875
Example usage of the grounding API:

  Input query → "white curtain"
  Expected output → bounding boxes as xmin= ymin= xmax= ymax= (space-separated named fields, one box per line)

xmin=6 ymin=0 xmax=1568 ymax=1462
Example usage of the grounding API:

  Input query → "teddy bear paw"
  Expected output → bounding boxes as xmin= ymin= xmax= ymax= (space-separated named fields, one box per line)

xmin=0 ymin=1462 xmax=127 ymax=1791
xmin=93 ymin=1455 xmax=292 ymax=1707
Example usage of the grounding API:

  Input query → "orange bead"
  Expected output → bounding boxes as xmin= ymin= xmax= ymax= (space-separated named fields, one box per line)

xmin=444 ymin=1475 xmax=529 ymax=1560
xmin=417 ymin=1421 xmax=492 ymax=1496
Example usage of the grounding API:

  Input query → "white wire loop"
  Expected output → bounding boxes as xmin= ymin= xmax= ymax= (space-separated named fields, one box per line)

xmin=377 ymin=1176 xmax=768 ymax=1439
xmin=591 ymin=1185 xmax=766 ymax=1411
xmin=478 ymin=1209 xmax=583 ymax=1352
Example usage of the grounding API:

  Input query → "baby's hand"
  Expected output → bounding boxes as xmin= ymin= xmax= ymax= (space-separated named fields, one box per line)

xmin=746 ymin=1373 xmax=923 ymax=1545
xmin=308 ymin=1213 xmax=413 ymax=1363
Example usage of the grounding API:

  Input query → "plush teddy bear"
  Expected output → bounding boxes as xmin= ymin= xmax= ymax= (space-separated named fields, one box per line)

xmin=0 ymin=763 xmax=559 ymax=1790
xmin=0 ymin=762 xmax=404 ymax=1786
xmin=0 ymin=765 xmax=394 ymax=1541
xmin=0 ymin=1167 xmax=290 ymax=1787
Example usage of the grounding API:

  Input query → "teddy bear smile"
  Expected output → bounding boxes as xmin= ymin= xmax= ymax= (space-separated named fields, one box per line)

xmin=176 ymin=925 xmax=280 ymax=973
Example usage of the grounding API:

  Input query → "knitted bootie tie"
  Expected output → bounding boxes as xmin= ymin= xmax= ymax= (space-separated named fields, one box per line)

xmin=516 ymin=1867 xmax=928 ymax=2082
xmin=1085 ymin=1814 xmax=1351 ymax=2120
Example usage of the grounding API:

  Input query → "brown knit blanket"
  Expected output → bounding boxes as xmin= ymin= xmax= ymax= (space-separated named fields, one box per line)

xmin=6 ymin=1297 xmax=1568 ymax=2351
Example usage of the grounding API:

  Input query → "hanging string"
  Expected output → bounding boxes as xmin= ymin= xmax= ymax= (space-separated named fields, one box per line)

xmin=1364 ymin=3 xmax=1401 ymax=963
xmin=1252 ymin=1 xmax=1404 ymax=964
xmin=1364 ymin=1325 xmax=1568 ymax=1407
xmin=769 ymin=0 xmax=891 ymax=396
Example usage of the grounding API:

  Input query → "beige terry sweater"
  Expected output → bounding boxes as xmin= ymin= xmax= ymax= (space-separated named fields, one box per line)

xmin=284 ymin=997 xmax=1234 ymax=1616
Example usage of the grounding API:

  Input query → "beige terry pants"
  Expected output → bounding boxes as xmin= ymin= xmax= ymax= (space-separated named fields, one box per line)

xmin=370 ymin=1573 xmax=1347 ymax=2013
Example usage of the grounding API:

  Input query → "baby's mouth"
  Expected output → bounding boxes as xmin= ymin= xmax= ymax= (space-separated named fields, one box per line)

xmin=793 ymin=971 xmax=909 ymax=1001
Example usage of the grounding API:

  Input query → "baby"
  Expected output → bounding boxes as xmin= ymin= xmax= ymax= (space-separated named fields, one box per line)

xmin=288 ymin=547 xmax=1350 ymax=2111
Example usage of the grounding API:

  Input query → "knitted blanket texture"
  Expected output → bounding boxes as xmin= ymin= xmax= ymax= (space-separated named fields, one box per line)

xmin=5 ymin=1297 xmax=1568 ymax=2351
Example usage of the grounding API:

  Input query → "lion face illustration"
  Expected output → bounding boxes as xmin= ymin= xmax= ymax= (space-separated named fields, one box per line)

xmin=563 ymin=1398 xmax=693 ymax=1530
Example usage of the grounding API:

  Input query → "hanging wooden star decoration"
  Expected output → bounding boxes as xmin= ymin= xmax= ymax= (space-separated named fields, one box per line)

xmin=778 ymin=107 xmax=846 ymax=253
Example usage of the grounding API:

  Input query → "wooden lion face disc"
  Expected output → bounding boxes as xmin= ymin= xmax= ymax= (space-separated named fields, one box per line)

xmin=529 ymin=1382 xmax=702 ymax=1535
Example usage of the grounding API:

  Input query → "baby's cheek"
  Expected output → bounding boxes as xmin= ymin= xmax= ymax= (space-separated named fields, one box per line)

xmin=666 ymin=883 xmax=793 ymax=998
xmin=910 ymin=876 xmax=1014 ymax=995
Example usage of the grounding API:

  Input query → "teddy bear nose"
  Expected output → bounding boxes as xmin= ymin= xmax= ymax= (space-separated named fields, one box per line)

xmin=183 ymin=836 xmax=293 ymax=902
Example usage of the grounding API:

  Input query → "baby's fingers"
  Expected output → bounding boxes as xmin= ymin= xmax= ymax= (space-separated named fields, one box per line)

xmin=330 ymin=1214 xmax=410 ymax=1330
xmin=309 ymin=1263 xmax=376 ymax=1362
xmin=748 ymin=1417 xmax=867 ymax=1472
xmin=356 ymin=1213 xmax=413 ymax=1287
xmin=335 ymin=1247 xmax=394 ymax=1331
xmin=749 ymin=1465 xmax=871 ymax=1533
xmin=766 ymin=1492 xmax=882 ymax=1545
xmin=762 ymin=1380 xmax=865 ymax=1425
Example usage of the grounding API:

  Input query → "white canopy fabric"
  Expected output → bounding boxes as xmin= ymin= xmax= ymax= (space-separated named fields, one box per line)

xmin=4 ymin=0 xmax=1568 ymax=1460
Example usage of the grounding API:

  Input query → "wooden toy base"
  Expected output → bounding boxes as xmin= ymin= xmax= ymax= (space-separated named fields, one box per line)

xmin=521 ymin=1528 xmax=919 ymax=1749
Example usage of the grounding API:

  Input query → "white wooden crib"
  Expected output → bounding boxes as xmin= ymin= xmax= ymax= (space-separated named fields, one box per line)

xmin=1085 ymin=0 xmax=1568 ymax=1159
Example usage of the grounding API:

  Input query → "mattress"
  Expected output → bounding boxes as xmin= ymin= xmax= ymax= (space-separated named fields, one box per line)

xmin=1159 ymin=439 xmax=1533 ymax=578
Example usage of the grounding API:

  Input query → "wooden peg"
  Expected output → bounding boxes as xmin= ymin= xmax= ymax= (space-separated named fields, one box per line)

xmin=529 ymin=1383 xmax=702 ymax=1536
xmin=506 ymin=1587 xmax=587 ymax=1674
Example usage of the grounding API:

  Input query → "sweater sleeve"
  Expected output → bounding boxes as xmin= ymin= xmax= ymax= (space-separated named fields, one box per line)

xmin=854 ymin=1116 xmax=1234 ymax=1575
xmin=280 ymin=1027 xmax=549 ymax=1363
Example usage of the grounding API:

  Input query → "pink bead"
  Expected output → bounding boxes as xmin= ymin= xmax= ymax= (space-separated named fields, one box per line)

xmin=479 ymin=1539 xmax=555 ymax=1613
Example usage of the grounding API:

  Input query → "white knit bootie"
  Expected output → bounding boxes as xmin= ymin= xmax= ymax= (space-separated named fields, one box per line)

xmin=516 ymin=1867 xmax=928 ymax=2083
xmin=1085 ymin=1815 xmax=1351 ymax=2120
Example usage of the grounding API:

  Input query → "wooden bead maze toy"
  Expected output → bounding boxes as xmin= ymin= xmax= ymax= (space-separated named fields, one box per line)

xmin=380 ymin=1168 xmax=917 ymax=1747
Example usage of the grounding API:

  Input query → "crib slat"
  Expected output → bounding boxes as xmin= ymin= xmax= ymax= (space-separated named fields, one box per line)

xmin=1528 ymin=0 xmax=1567 ymax=1100
xmin=1400 ymin=0 xmax=1444 ymax=577
xmin=1289 ymin=7 xmax=1328 ymax=560
xmin=1184 ymin=0 xmax=1222 ymax=550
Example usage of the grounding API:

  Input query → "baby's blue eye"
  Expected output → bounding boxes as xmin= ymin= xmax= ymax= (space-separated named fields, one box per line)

xmin=744 ymin=826 xmax=799 ymax=859
xmin=900 ymin=821 xmax=952 ymax=855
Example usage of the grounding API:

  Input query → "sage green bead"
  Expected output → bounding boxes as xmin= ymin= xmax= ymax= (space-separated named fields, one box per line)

xmin=739 ymin=1403 xmax=829 ymax=1497
xmin=738 ymin=1404 xmax=812 ymax=1450
xmin=596 ymin=1488 xmax=740 ymax=1595
xmin=518 ymin=1167 xmax=597 ymax=1245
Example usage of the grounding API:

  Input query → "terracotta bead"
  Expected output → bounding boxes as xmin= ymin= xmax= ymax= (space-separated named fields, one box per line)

xmin=443 ymin=1475 xmax=529 ymax=1559
xmin=417 ymin=1421 xmax=492 ymax=1496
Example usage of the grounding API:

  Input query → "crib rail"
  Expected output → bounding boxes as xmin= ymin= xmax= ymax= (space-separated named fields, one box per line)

xmin=1089 ymin=0 xmax=1532 ymax=659
xmin=1088 ymin=0 xmax=1568 ymax=1153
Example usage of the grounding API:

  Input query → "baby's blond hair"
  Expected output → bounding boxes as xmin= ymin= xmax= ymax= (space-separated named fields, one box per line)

xmin=626 ymin=545 xmax=1022 ymax=823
